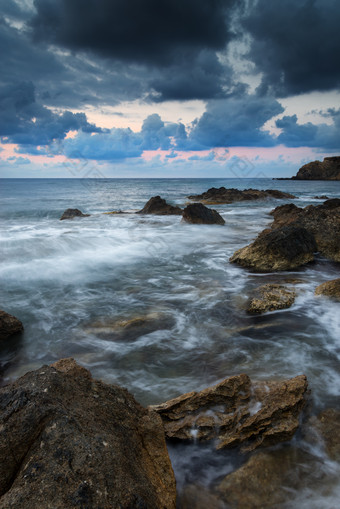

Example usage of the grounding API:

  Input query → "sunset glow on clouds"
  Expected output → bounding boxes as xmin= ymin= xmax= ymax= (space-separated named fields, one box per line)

xmin=0 ymin=0 xmax=339 ymax=177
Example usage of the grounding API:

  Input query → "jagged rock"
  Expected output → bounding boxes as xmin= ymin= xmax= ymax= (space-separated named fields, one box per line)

xmin=305 ymin=409 xmax=340 ymax=460
xmin=315 ymin=278 xmax=340 ymax=300
xmin=0 ymin=358 xmax=176 ymax=509
xmin=137 ymin=196 xmax=182 ymax=215
xmin=151 ymin=373 xmax=308 ymax=452
xmin=247 ymin=284 xmax=296 ymax=314
xmin=230 ymin=226 xmax=317 ymax=272
xmin=187 ymin=187 xmax=296 ymax=205
xmin=182 ymin=203 xmax=225 ymax=225
xmin=269 ymin=199 xmax=340 ymax=262
xmin=292 ymin=156 xmax=340 ymax=180
xmin=217 ymin=448 xmax=308 ymax=509
xmin=60 ymin=208 xmax=90 ymax=220
xmin=83 ymin=312 xmax=175 ymax=341
xmin=0 ymin=310 xmax=23 ymax=341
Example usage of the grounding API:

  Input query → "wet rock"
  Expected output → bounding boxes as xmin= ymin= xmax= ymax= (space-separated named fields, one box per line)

xmin=60 ymin=208 xmax=90 ymax=220
xmin=230 ymin=226 xmax=317 ymax=272
xmin=182 ymin=203 xmax=225 ymax=225
xmin=180 ymin=484 xmax=225 ymax=509
xmin=314 ymin=195 xmax=329 ymax=200
xmin=306 ymin=409 xmax=340 ymax=460
xmin=247 ymin=284 xmax=296 ymax=314
xmin=217 ymin=447 xmax=307 ymax=509
xmin=292 ymin=156 xmax=340 ymax=180
xmin=84 ymin=312 xmax=175 ymax=341
xmin=187 ymin=187 xmax=296 ymax=205
xmin=0 ymin=310 xmax=23 ymax=341
xmin=137 ymin=196 xmax=182 ymax=215
xmin=0 ymin=358 xmax=176 ymax=509
xmin=151 ymin=373 xmax=308 ymax=452
xmin=315 ymin=278 xmax=340 ymax=300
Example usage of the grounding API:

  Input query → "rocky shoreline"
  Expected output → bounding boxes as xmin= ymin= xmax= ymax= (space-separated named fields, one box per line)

xmin=274 ymin=156 xmax=340 ymax=180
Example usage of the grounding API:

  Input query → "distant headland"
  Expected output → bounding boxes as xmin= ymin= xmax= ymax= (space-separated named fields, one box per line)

xmin=274 ymin=156 xmax=340 ymax=180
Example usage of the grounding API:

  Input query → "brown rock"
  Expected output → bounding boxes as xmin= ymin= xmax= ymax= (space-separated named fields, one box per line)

xmin=0 ymin=310 xmax=23 ymax=341
xmin=306 ymin=409 xmax=340 ymax=460
xmin=187 ymin=187 xmax=296 ymax=204
xmin=182 ymin=203 xmax=225 ymax=225
xmin=293 ymin=156 xmax=340 ymax=180
xmin=137 ymin=196 xmax=182 ymax=215
xmin=0 ymin=358 xmax=176 ymax=509
xmin=315 ymin=278 xmax=340 ymax=300
xmin=180 ymin=484 xmax=225 ymax=509
xmin=247 ymin=284 xmax=296 ymax=314
xmin=230 ymin=225 xmax=317 ymax=272
xmin=60 ymin=208 xmax=90 ymax=220
xmin=151 ymin=374 xmax=308 ymax=452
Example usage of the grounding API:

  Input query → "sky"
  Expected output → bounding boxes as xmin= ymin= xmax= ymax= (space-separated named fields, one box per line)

xmin=0 ymin=0 xmax=339 ymax=178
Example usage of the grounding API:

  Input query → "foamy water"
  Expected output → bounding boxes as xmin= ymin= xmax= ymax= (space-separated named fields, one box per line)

xmin=1 ymin=177 xmax=340 ymax=506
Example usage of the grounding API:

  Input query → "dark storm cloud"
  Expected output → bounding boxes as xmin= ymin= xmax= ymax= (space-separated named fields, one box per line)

xmin=242 ymin=0 xmax=340 ymax=96
xmin=276 ymin=110 xmax=340 ymax=150
xmin=0 ymin=81 xmax=101 ymax=147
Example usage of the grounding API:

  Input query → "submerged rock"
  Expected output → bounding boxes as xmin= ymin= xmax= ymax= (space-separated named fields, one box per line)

xmin=0 ymin=358 xmax=176 ymax=509
xmin=230 ymin=226 xmax=317 ymax=272
xmin=247 ymin=284 xmax=296 ymax=314
xmin=315 ymin=278 xmax=340 ymax=300
xmin=182 ymin=203 xmax=225 ymax=225
xmin=187 ymin=187 xmax=296 ymax=205
xmin=292 ymin=156 xmax=340 ymax=180
xmin=306 ymin=409 xmax=340 ymax=460
xmin=60 ymin=208 xmax=90 ymax=220
xmin=151 ymin=373 xmax=308 ymax=452
xmin=137 ymin=196 xmax=182 ymax=215
xmin=0 ymin=310 xmax=23 ymax=341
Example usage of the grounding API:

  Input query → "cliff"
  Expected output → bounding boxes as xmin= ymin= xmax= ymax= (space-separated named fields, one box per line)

xmin=292 ymin=156 xmax=340 ymax=180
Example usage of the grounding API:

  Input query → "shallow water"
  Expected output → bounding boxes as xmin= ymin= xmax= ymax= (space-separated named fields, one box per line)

xmin=1 ymin=177 xmax=340 ymax=506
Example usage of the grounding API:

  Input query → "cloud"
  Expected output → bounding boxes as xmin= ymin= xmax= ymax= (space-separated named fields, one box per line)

xmin=7 ymin=156 xmax=31 ymax=165
xmin=276 ymin=110 xmax=340 ymax=149
xmin=242 ymin=0 xmax=340 ymax=96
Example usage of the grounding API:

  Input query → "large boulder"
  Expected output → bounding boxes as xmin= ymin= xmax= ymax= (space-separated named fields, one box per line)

xmin=247 ymin=284 xmax=296 ymax=314
xmin=187 ymin=187 xmax=296 ymax=205
xmin=182 ymin=203 xmax=225 ymax=225
xmin=0 ymin=358 xmax=176 ymax=509
xmin=137 ymin=196 xmax=182 ymax=215
xmin=315 ymin=278 xmax=340 ymax=300
xmin=0 ymin=310 xmax=23 ymax=341
xmin=151 ymin=373 xmax=308 ymax=452
xmin=230 ymin=226 xmax=317 ymax=272
xmin=292 ymin=156 xmax=340 ymax=180
xmin=60 ymin=208 xmax=90 ymax=220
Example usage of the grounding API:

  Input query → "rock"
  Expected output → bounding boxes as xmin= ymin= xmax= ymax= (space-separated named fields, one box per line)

xmin=60 ymin=208 xmax=90 ymax=220
xmin=182 ymin=203 xmax=225 ymax=225
xmin=0 ymin=358 xmax=176 ymax=509
xmin=217 ymin=447 xmax=307 ymax=509
xmin=230 ymin=226 xmax=317 ymax=272
xmin=269 ymin=199 xmax=340 ymax=262
xmin=315 ymin=278 xmax=340 ymax=300
xmin=247 ymin=284 xmax=296 ymax=314
xmin=306 ymin=409 xmax=340 ymax=460
xmin=187 ymin=187 xmax=296 ymax=205
xmin=137 ymin=196 xmax=182 ymax=215
xmin=0 ymin=310 xmax=23 ymax=341
xmin=314 ymin=195 xmax=329 ymax=200
xmin=151 ymin=373 xmax=308 ymax=452
xmin=180 ymin=484 xmax=225 ymax=509
xmin=292 ymin=156 xmax=340 ymax=180
xmin=83 ymin=312 xmax=175 ymax=341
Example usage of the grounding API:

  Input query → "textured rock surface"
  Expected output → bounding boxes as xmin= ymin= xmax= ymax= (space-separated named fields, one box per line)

xmin=0 ymin=358 xmax=176 ymax=509
xmin=247 ymin=284 xmax=296 ymax=314
xmin=60 ymin=208 xmax=90 ymax=220
xmin=315 ymin=278 xmax=340 ymax=300
xmin=0 ymin=310 xmax=23 ymax=341
xmin=137 ymin=196 xmax=182 ymax=215
xmin=306 ymin=409 xmax=340 ymax=460
xmin=151 ymin=374 xmax=308 ymax=452
xmin=180 ymin=484 xmax=225 ymax=509
xmin=182 ymin=203 xmax=225 ymax=225
xmin=230 ymin=226 xmax=317 ymax=272
xmin=187 ymin=187 xmax=295 ymax=204
xmin=293 ymin=156 xmax=340 ymax=180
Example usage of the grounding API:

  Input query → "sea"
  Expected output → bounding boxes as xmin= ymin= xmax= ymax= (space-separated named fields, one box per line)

xmin=1 ymin=177 xmax=340 ymax=507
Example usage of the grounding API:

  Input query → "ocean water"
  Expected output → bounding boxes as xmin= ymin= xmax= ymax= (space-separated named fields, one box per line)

xmin=1 ymin=177 xmax=340 ymax=506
